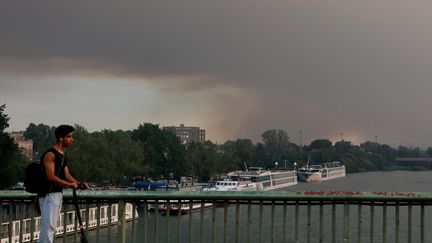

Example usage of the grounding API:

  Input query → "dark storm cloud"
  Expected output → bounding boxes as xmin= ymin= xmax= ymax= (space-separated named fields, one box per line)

xmin=2 ymin=0 xmax=432 ymax=145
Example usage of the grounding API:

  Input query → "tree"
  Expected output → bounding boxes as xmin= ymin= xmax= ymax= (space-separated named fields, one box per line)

xmin=0 ymin=104 xmax=27 ymax=189
xmin=0 ymin=104 xmax=8 ymax=132
xmin=221 ymin=139 xmax=256 ymax=171
xmin=66 ymin=126 xmax=147 ymax=185
xmin=360 ymin=141 xmax=380 ymax=153
xmin=24 ymin=123 xmax=56 ymax=158
xmin=260 ymin=129 xmax=297 ymax=168
xmin=310 ymin=139 xmax=332 ymax=150
xmin=426 ymin=147 xmax=432 ymax=157
xmin=186 ymin=141 xmax=221 ymax=181
xmin=101 ymin=129 xmax=146 ymax=183
xmin=334 ymin=141 xmax=354 ymax=154
xmin=131 ymin=123 xmax=186 ymax=179
xmin=307 ymin=139 xmax=336 ymax=164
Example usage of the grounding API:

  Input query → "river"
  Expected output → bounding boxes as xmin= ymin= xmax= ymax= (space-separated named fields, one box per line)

xmin=78 ymin=171 xmax=432 ymax=243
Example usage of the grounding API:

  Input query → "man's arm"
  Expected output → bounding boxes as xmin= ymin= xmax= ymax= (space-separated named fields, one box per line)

xmin=43 ymin=152 xmax=78 ymax=189
xmin=64 ymin=166 xmax=90 ymax=189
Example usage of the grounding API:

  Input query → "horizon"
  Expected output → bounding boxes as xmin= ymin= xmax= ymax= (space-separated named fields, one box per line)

xmin=5 ymin=119 xmax=428 ymax=150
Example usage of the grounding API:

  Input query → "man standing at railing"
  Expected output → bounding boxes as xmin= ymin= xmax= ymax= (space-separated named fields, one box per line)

xmin=38 ymin=125 xmax=89 ymax=243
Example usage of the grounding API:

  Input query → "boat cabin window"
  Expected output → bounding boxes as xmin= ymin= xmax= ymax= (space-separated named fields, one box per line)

xmin=101 ymin=207 xmax=106 ymax=219
xmin=68 ymin=212 xmax=74 ymax=224
xmin=57 ymin=216 xmax=63 ymax=227
xmin=2 ymin=224 xmax=9 ymax=237
xmin=112 ymin=205 xmax=117 ymax=217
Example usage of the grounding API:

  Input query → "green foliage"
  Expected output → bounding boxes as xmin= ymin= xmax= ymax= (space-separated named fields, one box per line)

xmin=68 ymin=125 xmax=146 ymax=185
xmin=131 ymin=123 xmax=186 ymax=179
xmin=3 ymin=105 xmax=430 ymax=187
xmin=24 ymin=123 xmax=56 ymax=156
xmin=426 ymin=147 xmax=432 ymax=157
xmin=397 ymin=145 xmax=427 ymax=157
xmin=307 ymin=139 xmax=336 ymax=164
xmin=186 ymin=141 xmax=221 ymax=181
xmin=258 ymin=129 xmax=300 ymax=169
xmin=221 ymin=139 xmax=256 ymax=171
xmin=0 ymin=104 xmax=27 ymax=189
xmin=310 ymin=139 xmax=333 ymax=150
xmin=0 ymin=104 xmax=9 ymax=131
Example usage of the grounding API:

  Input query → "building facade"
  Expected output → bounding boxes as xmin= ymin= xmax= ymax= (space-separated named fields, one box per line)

xmin=9 ymin=131 xmax=33 ymax=161
xmin=163 ymin=124 xmax=206 ymax=144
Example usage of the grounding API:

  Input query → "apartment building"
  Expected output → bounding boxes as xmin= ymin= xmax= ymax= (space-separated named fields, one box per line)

xmin=163 ymin=124 xmax=206 ymax=144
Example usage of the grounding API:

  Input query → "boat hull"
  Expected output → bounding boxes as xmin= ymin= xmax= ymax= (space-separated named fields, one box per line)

xmin=298 ymin=163 xmax=346 ymax=183
xmin=297 ymin=172 xmax=323 ymax=182
xmin=158 ymin=201 xmax=216 ymax=215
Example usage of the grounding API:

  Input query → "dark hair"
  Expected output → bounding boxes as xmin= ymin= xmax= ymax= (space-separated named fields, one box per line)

xmin=55 ymin=125 xmax=75 ymax=140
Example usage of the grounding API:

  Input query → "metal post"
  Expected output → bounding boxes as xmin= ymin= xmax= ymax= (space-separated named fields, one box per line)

xmin=408 ymin=203 xmax=412 ymax=243
xmin=295 ymin=201 xmax=299 ymax=243
xmin=177 ymin=201 xmax=182 ymax=243
xmin=247 ymin=201 xmax=251 ymax=243
xmin=259 ymin=201 xmax=263 ymax=243
xmin=30 ymin=201 xmax=35 ymax=242
xmin=332 ymin=203 xmax=336 ymax=243
xmin=271 ymin=201 xmax=275 ymax=243
xmin=131 ymin=202 xmax=136 ymax=243
xmin=143 ymin=201 xmax=148 ymax=243
xmin=307 ymin=201 xmax=311 ymax=243
xmin=344 ymin=202 xmax=350 ymax=243
xmin=62 ymin=203 xmax=67 ymax=243
xmin=155 ymin=200 xmax=159 ymax=243
xmin=166 ymin=200 xmax=170 ymax=243
xmin=188 ymin=201 xmax=193 ymax=243
xmin=85 ymin=202 xmax=90 ymax=238
xmin=235 ymin=200 xmax=240 ymax=243
xmin=283 ymin=201 xmax=287 ymax=243
xmin=395 ymin=202 xmax=399 ymax=243
xmin=96 ymin=202 xmax=100 ymax=243
xmin=371 ymin=202 xmax=375 ymax=243
xmin=0 ymin=200 xmax=2 ymax=243
xmin=382 ymin=202 xmax=387 ymax=243
xmin=358 ymin=203 xmax=362 ymax=243
xmin=118 ymin=200 xmax=126 ymax=243
xmin=8 ymin=203 xmax=12 ymax=243
xmin=212 ymin=201 xmax=216 ymax=243
xmin=224 ymin=200 xmax=228 ymax=243
xmin=107 ymin=201 xmax=112 ymax=243
xmin=421 ymin=203 xmax=425 ymax=243
xmin=200 ymin=201 xmax=204 ymax=243
xmin=19 ymin=201 xmax=24 ymax=243
xmin=319 ymin=202 xmax=323 ymax=243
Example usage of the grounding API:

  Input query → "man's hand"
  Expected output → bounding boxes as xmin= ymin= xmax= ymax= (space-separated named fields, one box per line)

xmin=79 ymin=182 xmax=91 ymax=190
xmin=69 ymin=182 xmax=79 ymax=190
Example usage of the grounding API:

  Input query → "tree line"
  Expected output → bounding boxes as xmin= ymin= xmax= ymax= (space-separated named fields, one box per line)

xmin=1 ymin=104 xmax=432 ymax=189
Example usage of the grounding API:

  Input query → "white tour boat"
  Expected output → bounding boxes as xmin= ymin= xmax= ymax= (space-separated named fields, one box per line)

xmin=203 ymin=180 xmax=258 ymax=192
xmin=297 ymin=161 xmax=346 ymax=182
xmin=227 ymin=167 xmax=297 ymax=191
xmin=158 ymin=167 xmax=297 ymax=215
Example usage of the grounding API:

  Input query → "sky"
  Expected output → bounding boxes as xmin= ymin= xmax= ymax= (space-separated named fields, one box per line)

xmin=1 ymin=0 xmax=432 ymax=148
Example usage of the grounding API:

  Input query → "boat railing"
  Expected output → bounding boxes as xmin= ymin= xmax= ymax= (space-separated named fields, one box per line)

xmin=2 ymin=190 xmax=432 ymax=243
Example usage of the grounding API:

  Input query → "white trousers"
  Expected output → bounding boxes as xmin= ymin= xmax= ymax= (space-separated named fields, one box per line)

xmin=38 ymin=192 xmax=62 ymax=243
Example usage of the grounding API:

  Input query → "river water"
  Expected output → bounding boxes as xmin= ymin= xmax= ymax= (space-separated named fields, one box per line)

xmin=76 ymin=171 xmax=432 ymax=243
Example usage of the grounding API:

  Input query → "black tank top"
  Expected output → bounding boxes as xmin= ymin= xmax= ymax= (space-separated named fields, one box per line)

xmin=38 ymin=147 xmax=68 ymax=196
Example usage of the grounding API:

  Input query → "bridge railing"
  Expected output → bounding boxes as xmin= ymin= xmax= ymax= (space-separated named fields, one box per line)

xmin=1 ymin=190 xmax=432 ymax=243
